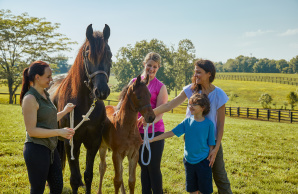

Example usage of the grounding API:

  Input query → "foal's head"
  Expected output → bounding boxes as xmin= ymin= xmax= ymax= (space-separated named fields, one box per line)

xmin=127 ymin=75 xmax=155 ymax=123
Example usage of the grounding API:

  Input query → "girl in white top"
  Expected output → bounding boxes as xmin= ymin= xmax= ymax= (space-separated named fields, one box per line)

xmin=142 ymin=59 xmax=232 ymax=193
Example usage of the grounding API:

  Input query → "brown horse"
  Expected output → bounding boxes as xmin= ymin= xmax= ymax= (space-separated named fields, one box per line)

xmin=97 ymin=75 xmax=155 ymax=194
xmin=48 ymin=24 xmax=112 ymax=194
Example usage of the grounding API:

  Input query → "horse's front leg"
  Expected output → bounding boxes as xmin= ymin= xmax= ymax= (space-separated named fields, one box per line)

xmin=65 ymin=139 xmax=83 ymax=194
xmin=98 ymin=143 xmax=108 ymax=194
xmin=112 ymin=152 xmax=125 ymax=194
xmin=84 ymin=137 xmax=102 ymax=194
xmin=127 ymin=150 xmax=139 ymax=194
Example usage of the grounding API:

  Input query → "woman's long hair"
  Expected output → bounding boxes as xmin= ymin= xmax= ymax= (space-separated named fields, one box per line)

xmin=190 ymin=59 xmax=216 ymax=93
xmin=20 ymin=61 xmax=49 ymax=105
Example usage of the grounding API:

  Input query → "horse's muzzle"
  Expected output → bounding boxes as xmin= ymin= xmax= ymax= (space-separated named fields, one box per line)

xmin=146 ymin=115 xmax=155 ymax=123
xmin=94 ymin=87 xmax=110 ymax=100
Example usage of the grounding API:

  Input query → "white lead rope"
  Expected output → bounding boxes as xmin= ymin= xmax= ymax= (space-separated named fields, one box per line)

xmin=141 ymin=122 xmax=155 ymax=166
xmin=68 ymin=100 xmax=96 ymax=160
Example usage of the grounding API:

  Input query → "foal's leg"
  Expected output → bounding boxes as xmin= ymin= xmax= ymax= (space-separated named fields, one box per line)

xmin=112 ymin=152 xmax=125 ymax=194
xmin=127 ymin=150 xmax=139 ymax=194
xmin=65 ymin=139 xmax=83 ymax=194
xmin=97 ymin=144 xmax=107 ymax=194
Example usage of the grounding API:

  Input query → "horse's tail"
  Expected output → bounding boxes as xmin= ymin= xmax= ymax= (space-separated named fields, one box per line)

xmin=57 ymin=140 xmax=66 ymax=171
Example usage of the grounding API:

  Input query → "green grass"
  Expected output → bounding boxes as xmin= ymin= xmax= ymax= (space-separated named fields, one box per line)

xmin=0 ymin=104 xmax=297 ymax=193
xmin=213 ymin=79 xmax=298 ymax=109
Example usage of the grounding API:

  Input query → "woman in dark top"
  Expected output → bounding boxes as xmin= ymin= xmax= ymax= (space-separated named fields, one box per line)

xmin=20 ymin=61 xmax=75 ymax=194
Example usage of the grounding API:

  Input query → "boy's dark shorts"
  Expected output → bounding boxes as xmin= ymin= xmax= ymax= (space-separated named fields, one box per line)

xmin=183 ymin=157 xmax=213 ymax=194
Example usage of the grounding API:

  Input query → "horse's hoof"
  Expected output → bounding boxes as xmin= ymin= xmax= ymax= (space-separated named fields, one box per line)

xmin=79 ymin=180 xmax=85 ymax=187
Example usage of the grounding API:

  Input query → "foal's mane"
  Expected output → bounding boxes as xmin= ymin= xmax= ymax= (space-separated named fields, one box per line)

xmin=55 ymin=31 xmax=106 ymax=109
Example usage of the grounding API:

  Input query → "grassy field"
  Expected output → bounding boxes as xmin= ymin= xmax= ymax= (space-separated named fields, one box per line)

xmin=216 ymin=72 xmax=298 ymax=79
xmin=0 ymin=103 xmax=297 ymax=193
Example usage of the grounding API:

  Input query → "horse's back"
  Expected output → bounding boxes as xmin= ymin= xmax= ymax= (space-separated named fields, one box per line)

xmin=48 ymin=73 xmax=68 ymax=101
xmin=105 ymin=105 xmax=116 ymax=118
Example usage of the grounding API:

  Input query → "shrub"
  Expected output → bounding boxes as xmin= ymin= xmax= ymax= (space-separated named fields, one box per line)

xmin=258 ymin=93 xmax=273 ymax=108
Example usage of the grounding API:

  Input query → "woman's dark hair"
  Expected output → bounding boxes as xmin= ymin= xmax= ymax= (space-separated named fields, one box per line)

xmin=189 ymin=93 xmax=210 ymax=116
xmin=20 ymin=60 xmax=49 ymax=105
xmin=190 ymin=59 xmax=216 ymax=93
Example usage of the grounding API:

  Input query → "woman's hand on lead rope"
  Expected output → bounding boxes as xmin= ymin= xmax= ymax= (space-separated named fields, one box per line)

xmin=137 ymin=116 xmax=148 ymax=128
xmin=63 ymin=103 xmax=76 ymax=114
xmin=58 ymin=127 xmax=75 ymax=139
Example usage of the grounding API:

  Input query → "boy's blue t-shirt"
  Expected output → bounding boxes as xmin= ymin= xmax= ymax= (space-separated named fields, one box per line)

xmin=172 ymin=116 xmax=216 ymax=164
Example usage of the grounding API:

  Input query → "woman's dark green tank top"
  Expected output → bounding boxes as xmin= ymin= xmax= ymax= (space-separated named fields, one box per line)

xmin=24 ymin=87 xmax=58 ymax=152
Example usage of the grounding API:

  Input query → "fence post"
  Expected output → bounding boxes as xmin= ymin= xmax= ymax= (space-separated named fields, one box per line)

xmin=267 ymin=109 xmax=270 ymax=121
xmin=229 ymin=107 xmax=232 ymax=116
xmin=14 ymin=94 xmax=17 ymax=104
xmin=108 ymin=100 xmax=110 ymax=105
xmin=278 ymin=110 xmax=281 ymax=122
xmin=290 ymin=112 xmax=293 ymax=123
xmin=247 ymin=108 xmax=249 ymax=118
xmin=237 ymin=107 xmax=240 ymax=117
xmin=256 ymin=109 xmax=259 ymax=119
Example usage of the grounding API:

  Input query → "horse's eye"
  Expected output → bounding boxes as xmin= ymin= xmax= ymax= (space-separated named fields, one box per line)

xmin=137 ymin=96 xmax=142 ymax=100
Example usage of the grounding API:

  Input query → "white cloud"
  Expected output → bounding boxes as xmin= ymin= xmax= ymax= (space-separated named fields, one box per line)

xmin=279 ymin=29 xmax=298 ymax=36
xmin=244 ymin=30 xmax=273 ymax=37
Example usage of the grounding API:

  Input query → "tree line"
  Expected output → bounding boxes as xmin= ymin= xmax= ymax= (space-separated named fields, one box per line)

xmin=214 ymin=55 xmax=298 ymax=73
xmin=112 ymin=39 xmax=298 ymax=93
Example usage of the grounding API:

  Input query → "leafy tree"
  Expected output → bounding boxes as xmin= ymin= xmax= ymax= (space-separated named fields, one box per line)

xmin=113 ymin=39 xmax=176 ymax=92
xmin=286 ymin=92 xmax=298 ymax=110
xmin=289 ymin=55 xmax=298 ymax=73
xmin=276 ymin=59 xmax=288 ymax=73
xmin=258 ymin=93 xmax=273 ymax=109
xmin=253 ymin=58 xmax=270 ymax=73
xmin=0 ymin=10 xmax=76 ymax=103
xmin=55 ymin=54 xmax=70 ymax=74
xmin=174 ymin=39 xmax=196 ymax=89
xmin=214 ymin=61 xmax=224 ymax=72
xmin=224 ymin=58 xmax=238 ymax=72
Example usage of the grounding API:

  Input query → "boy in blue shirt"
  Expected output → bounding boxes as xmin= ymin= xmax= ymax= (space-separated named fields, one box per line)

xmin=150 ymin=93 xmax=215 ymax=194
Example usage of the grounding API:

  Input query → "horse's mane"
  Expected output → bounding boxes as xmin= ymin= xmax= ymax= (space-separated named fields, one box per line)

xmin=118 ymin=84 xmax=130 ymax=102
xmin=55 ymin=31 xmax=106 ymax=110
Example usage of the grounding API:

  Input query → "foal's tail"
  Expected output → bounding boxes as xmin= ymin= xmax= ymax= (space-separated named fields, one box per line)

xmin=57 ymin=140 xmax=66 ymax=171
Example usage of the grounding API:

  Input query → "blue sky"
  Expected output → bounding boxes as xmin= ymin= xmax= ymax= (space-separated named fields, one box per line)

xmin=1 ymin=0 xmax=298 ymax=64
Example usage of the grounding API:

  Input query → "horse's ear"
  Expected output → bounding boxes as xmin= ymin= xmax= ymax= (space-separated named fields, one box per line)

xmin=86 ymin=24 xmax=94 ymax=41
xmin=103 ymin=24 xmax=110 ymax=41
xmin=145 ymin=74 xmax=149 ymax=85
xmin=135 ymin=74 xmax=141 ymax=86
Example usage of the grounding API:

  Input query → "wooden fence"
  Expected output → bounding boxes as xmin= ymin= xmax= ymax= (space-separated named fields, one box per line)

xmin=225 ymin=107 xmax=298 ymax=123
xmin=216 ymin=74 xmax=298 ymax=86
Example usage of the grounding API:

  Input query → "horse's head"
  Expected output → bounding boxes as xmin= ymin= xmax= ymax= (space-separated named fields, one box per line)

xmin=83 ymin=24 xmax=112 ymax=100
xmin=127 ymin=75 xmax=156 ymax=123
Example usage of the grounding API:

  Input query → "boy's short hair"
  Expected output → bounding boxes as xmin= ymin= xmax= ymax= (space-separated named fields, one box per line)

xmin=189 ymin=93 xmax=210 ymax=116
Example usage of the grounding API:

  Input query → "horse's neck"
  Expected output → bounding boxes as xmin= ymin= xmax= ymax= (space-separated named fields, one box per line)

xmin=72 ymin=74 xmax=92 ymax=104
xmin=118 ymin=99 xmax=138 ymax=128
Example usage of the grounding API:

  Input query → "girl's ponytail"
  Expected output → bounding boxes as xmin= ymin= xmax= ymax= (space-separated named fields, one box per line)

xmin=20 ymin=68 xmax=30 ymax=105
